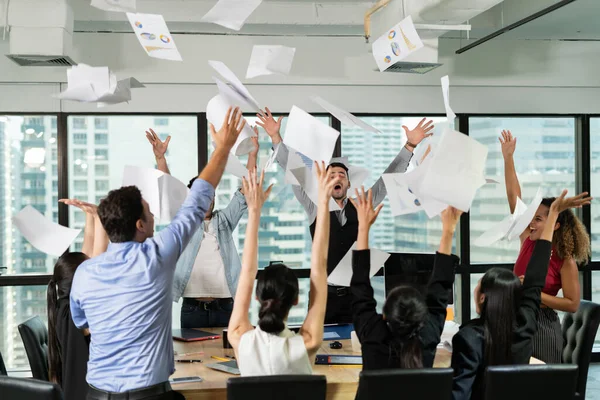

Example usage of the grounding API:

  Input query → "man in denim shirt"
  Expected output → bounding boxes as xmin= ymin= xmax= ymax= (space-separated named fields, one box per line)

xmin=145 ymin=129 xmax=258 ymax=328
xmin=71 ymin=108 xmax=246 ymax=399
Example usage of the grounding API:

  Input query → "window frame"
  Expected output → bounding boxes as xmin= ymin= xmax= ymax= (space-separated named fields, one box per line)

xmin=1 ymin=111 xmax=598 ymax=359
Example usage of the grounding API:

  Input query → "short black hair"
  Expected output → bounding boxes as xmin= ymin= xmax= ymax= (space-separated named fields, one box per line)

xmin=98 ymin=186 xmax=145 ymax=243
xmin=327 ymin=162 xmax=349 ymax=173
xmin=188 ymin=176 xmax=197 ymax=189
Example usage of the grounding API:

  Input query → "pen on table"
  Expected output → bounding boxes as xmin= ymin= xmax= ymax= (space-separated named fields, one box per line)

xmin=211 ymin=356 xmax=230 ymax=362
xmin=176 ymin=359 xmax=203 ymax=363
xmin=176 ymin=351 xmax=204 ymax=357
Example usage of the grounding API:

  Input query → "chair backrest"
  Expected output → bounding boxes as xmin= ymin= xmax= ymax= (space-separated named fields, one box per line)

xmin=0 ymin=375 xmax=63 ymax=400
xmin=356 ymin=368 xmax=453 ymax=400
xmin=227 ymin=375 xmax=326 ymax=400
xmin=562 ymin=300 xmax=600 ymax=398
xmin=18 ymin=316 xmax=49 ymax=381
xmin=485 ymin=365 xmax=578 ymax=400
xmin=0 ymin=349 xmax=7 ymax=375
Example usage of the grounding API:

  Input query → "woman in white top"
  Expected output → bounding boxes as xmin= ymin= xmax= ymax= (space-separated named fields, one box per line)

xmin=227 ymin=164 xmax=339 ymax=376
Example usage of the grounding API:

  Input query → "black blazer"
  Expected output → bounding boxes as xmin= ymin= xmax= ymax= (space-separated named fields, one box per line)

xmin=350 ymin=249 xmax=458 ymax=370
xmin=451 ymin=240 xmax=552 ymax=400
xmin=56 ymin=298 xmax=89 ymax=400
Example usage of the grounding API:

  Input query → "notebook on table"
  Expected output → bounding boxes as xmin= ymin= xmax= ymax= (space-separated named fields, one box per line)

xmin=173 ymin=329 xmax=220 ymax=342
xmin=206 ymin=359 xmax=240 ymax=375
xmin=315 ymin=355 xmax=363 ymax=365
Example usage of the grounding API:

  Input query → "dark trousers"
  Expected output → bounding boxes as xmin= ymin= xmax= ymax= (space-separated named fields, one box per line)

xmin=87 ymin=382 xmax=184 ymax=400
xmin=181 ymin=298 xmax=234 ymax=328
xmin=324 ymin=286 xmax=353 ymax=324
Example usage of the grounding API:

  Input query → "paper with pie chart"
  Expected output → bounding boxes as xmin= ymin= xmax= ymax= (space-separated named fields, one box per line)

xmin=372 ymin=15 xmax=424 ymax=72
xmin=126 ymin=13 xmax=182 ymax=61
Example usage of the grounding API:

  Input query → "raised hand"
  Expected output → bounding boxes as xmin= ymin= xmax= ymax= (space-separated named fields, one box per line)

xmin=249 ymin=128 xmax=260 ymax=157
xmin=550 ymin=190 xmax=592 ymax=214
xmin=499 ymin=129 xmax=517 ymax=159
xmin=349 ymin=186 xmax=383 ymax=229
xmin=314 ymin=161 xmax=339 ymax=206
xmin=145 ymin=128 xmax=171 ymax=159
xmin=211 ymin=107 xmax=246 ymax=151
xmin=242 ymin=168 xmax=273 ymax=211
xmin=256 ymin=107 xmax=283 ymax=144
xmin=440 ymin=206 xmax=462 ymax=232
xmin=402 ymin=118 xmax=434 ymax=149
xmin=59 ymin=199 xmax=98 ymax=215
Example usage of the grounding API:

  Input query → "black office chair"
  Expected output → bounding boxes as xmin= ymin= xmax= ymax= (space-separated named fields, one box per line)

xmin=355 ymin=368 xmax=453 ymax=400
xmin=484 ymin=365 xmax=578 ymax=400
xmin=18 ymin=316 xmax=49 ymax=381
xmin=0 ymin=349 xmax=7 ymax=375
xmin=562 ymin=300 xmax=600 ymax=400
xmin=227 ymin=375 xmax=326 ymax=400
xmin=0 ymin=376 xmax=63 ymax=400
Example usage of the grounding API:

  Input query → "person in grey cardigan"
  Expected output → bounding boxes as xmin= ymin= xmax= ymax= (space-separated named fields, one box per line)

xmin=145 ymin=129 xmax=258 ymax=328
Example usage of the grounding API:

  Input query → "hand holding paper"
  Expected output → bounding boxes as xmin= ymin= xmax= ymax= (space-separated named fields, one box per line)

xmin=207 ymin=95 xmax=256 ymax=156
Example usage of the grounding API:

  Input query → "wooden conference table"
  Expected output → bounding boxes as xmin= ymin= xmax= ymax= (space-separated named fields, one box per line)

xmin=170 ymin=328 xmax=452 ymax=400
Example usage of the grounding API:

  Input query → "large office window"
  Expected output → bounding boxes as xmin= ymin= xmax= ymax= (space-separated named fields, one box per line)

xmin=66 ymin=116 xmax=198 ymax=250
xmin=469 ymin=117 xmax=576 ymax=264
xmin=0 ymin=115 xmax=59 ymax=274
xmin=0 ymin=115 xmax=58 ymax=370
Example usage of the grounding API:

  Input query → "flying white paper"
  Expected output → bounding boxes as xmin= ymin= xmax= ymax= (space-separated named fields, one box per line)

xmin=13 ymin=206 xmax=81 ymax=256
xmin=382 ymin=174 xmax=421 ymax=216
xmin=441 ymin=75 xmax=456 ymax=121
xmin=24 ymin=148 xmax=46 ymax=167
xmin=311 ymin=96 xmax=381 ymax=134
xmin=200 ymin=0 xmax=262 ymax=31
xmin=507 ymin=188 xmax=544 ymax=241
xmin=122 ymin=166 xmax=190 ymax=223
xmin=258 ymin=146 xmax=280 ymax=172
xmin=419 ymin=128 xmax=488 ymax=212
xmin=91 ymin=0 xmax=136 ymax=12
xmin=474 ymin=188 xmax=543 ymax=246
xmin=327 ymin=243 xmax=391 ymax=287
xmin=246 ymin=45 xmax=296 ymax=79
xmin=158 ymin=174 xmax=190 ymax=222
xmin=372 ymin=15 xmax=424 ymax=72
xmin=284 ymin=148 xmax=307 ymax=186
xmin=283 ymin=106 xmax=340 ymax=164
xmin=209 ymin=60 xmax=260 ymax=111
xmin=206 ymin=95 xmax=256 ymax=156
xmin=56 ymin=64 xmax=144 ymax=106
xmin=126 ymin=13 xmax=182 ymax=61
xmin=289 ymin=165 xmax=341 ymax=211
xmin=225 ymin=151 xmax=250 ymax=180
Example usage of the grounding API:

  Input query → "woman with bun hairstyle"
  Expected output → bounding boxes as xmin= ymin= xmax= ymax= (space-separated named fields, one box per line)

xmin=227 ymin=165 xmax=339 ymax=376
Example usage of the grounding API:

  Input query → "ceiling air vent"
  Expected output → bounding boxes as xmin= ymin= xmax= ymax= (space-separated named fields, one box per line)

xmin=383 ymin=61 xmax=442 ymax=74
xmin=6 ymin=55 xmax=77 ymax=67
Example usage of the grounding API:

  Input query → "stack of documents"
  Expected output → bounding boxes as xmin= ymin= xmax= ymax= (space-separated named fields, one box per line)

xmin=122 ymin=166 xmax=189 ymax=223
xmin=56 ymin=64 xmax=144 ymax=107
xmin=383 ymin=128 xmax=491 ymax=217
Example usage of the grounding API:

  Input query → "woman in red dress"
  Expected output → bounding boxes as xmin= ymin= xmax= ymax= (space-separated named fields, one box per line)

xmin=500 ymin=130 xmax=591 ymax=363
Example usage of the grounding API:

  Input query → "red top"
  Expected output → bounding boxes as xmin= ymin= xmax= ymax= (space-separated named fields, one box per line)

xmin=513 ymin=238 xmax=564 ymax=296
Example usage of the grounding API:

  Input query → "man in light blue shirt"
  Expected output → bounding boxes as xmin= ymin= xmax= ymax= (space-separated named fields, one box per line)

xmin=71 ymin=107 xmax=246 ymax=400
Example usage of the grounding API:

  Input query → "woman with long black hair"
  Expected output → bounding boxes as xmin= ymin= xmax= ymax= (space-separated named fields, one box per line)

xmin=451 ymin=190 xmax=591 ymax=400
xmin=47 ymin=199 xmax=108 ymax=400
xmin=350 ymin=187 xmax=462 ymax=370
